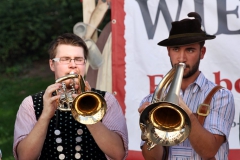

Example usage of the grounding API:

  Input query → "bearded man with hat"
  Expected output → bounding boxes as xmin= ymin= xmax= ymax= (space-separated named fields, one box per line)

xmin=138 ymin=12 xmax=235 ymax=160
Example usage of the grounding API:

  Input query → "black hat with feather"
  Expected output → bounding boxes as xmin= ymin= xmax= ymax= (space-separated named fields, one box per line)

xmin=158 ymin=12 xmax=216 ymax=46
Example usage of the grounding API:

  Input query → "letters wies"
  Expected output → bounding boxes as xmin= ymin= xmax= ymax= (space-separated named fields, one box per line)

xmin=136 ymin=0 xmax=240 ymax=39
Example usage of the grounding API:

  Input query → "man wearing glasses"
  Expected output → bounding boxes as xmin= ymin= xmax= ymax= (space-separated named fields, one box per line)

xmin=13 ymin=33 xmax=128 ymax=160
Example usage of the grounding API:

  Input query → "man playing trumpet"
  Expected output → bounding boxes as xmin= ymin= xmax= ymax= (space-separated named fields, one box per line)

xmin=138 ymin=12 xmax=235 ymax=160
xmin=13 ymin=33 xmax=128 ymax=160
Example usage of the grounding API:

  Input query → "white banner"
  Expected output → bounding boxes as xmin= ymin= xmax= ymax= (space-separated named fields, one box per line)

xmin=111 ymin=0 xmax=240 ymax=159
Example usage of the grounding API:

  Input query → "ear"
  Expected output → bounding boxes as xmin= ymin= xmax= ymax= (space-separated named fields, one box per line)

xmin=49 ymin=59 xmax=55 ymax=71
xmin=200 ymin=47 xmax=206 ymax=59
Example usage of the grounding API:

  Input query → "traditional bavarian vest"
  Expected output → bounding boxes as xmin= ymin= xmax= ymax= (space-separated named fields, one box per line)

xmin=32 ymin=88 xmax=107 ymax=160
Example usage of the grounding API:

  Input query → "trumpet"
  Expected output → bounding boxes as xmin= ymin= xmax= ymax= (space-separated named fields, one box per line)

xmin=139 ymin=63 xmax=191 ymax=150
xmin=55 ymin=73 xmax=107 ymax=124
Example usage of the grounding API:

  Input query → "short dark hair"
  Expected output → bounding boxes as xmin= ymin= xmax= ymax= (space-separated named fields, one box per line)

xmin=48 ymin=33 xmax=88 ymax=60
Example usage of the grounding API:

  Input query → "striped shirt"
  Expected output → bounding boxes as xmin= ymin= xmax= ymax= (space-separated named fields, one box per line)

xmin=140 ymin=72 xmax=235 ymax=160
xmin=13 ymin=92 xmax=128 ymax=160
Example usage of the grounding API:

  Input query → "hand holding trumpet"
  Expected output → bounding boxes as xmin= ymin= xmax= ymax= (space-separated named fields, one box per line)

xmin=41 ymin=83 xmax=61 ymax=120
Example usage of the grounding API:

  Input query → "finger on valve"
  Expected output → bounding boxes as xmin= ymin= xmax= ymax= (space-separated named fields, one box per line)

xmin=84 ymin=81 xmax=91 ymax=91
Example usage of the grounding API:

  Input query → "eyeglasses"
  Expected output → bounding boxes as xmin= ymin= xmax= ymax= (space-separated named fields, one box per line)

xmin=52 ymin=57 xmax=86 ymax=65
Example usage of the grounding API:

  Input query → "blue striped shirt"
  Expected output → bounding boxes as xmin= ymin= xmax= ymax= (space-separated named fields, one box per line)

xmin=140 ymin=72 xmax=235 ymax=160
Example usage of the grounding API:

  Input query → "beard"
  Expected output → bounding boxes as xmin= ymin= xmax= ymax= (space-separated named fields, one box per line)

xmin=170 ymin=57 xmax=200 ymax=79
xmin=183 ymin=59 xmax=200 ymax=79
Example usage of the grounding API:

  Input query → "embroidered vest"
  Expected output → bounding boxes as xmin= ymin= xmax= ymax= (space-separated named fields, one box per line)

xmin=32 ymin=89 xmax=107 ymax=160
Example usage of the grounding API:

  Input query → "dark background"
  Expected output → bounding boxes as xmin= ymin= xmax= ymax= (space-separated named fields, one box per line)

xmin=0 ymin=0 xmax=110 ymax=76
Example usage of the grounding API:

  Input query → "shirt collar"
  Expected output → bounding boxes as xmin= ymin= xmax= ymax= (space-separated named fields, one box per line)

xmin=191 ymin=72 xmax=207 ymax=93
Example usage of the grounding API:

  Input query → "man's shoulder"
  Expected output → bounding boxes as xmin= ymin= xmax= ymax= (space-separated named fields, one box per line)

xmin=201 ymin=82 xmax=234 ymax=105
xmin=205 ymin=79 xmax=232 ymax=95
xmin=31 ymin=90 xmax=45 ymax=97
xmin=200 ymin=75 xmax=230 ymax=93
xmin=91 ymin=88 xmax=107 ymax=97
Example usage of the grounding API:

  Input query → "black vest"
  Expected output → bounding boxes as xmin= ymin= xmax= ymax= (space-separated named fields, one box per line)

xmin=32 ymin=89 xmax=107 ymax=160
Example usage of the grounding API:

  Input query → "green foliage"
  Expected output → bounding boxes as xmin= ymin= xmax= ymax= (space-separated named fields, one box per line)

xmin=0 ymin=0 xmax=84 ymax=74
xmin=0 ymin=75 xmax=53 ymax=160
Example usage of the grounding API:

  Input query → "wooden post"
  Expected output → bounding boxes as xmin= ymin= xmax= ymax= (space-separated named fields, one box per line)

xmin=82 ymin=0 xmax=98 ymax=42
xmin=84 ymin=0 xmax=109 ymax=40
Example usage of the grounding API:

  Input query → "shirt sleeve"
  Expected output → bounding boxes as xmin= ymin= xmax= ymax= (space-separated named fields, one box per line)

xmin=13 ymin=96 xmax=37 ymax=159
xmin=205 ymin=88 xmax=235 ymax=138
xmin=102 ymin=92 xmax=129 ymax=159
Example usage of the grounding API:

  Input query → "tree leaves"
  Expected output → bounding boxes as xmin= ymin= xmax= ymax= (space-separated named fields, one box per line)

xmin=0 ymin=0 xmax=83 ymax=74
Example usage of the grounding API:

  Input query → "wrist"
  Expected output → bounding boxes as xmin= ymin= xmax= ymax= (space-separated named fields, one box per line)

xmin=39 ymin=111 xmax=53 ymax=122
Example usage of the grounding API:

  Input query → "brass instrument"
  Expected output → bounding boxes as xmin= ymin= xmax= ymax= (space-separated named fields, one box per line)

xmin=55 ymin=73 xmax=107 ymax=124
xmin=139 ymin=63 xmax=191 ymax=150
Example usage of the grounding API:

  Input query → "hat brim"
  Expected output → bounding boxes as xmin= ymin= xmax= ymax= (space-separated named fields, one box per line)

xmin=158 ymin=35 xmax=216 ymax=46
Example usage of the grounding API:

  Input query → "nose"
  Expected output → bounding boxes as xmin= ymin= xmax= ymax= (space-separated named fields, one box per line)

xmin=178 ymin=51 xmax=186 ymax=63
xmin=69 ymin=59 xmax=77 ymax=67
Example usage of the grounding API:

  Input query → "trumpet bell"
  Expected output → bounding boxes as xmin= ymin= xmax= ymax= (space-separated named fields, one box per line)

xmin=140 ymin=101 xmax=191 ymax=147
xmin=150 ymin=102 xmax=186 ymax=131
xmin=139 ymin=63 xmax=191 ymax=149
xmin=72 ymin=92 xmax=107 ymax=124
